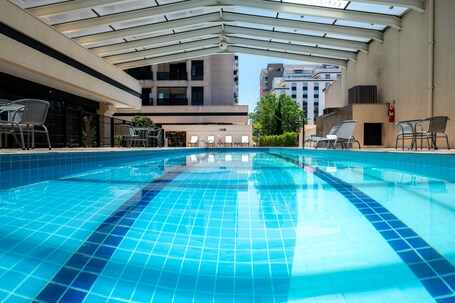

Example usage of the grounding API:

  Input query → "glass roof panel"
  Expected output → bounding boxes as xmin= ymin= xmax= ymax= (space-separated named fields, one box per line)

xmin=282 ymin=0 xmax=349 ymax=9
xmin=111 ymin=16 xmax=167 ymax=30
xmin=325 ymin=33 xmax=370 ymax=43
xmin=346 ymin=2 xmax=408 ymax=16
xmin=156 ymin=0 xmax=186 ymax=5
xmin=228 ymin=22 xmax=274 ymax=31
xmin=224 ymin=7 xmax=277 ymax=18
xmin=42 ymin=10 xmax=98 ymax=25
xmin=334 ymin=20 xmax=386 ymax=31
xmin=66 ymin=26 xmax=114 ymax=39
xmin=94 ymin=0 xmax=157 ymax=16
xmin=173 ymin=24 xmax=220 ymax=33
xmin=85 ymin=39 xmax=128 ymax=50
xmin=126 ymin=29 xmax=175 ymax=41
xmin=277 ymin=12 xmax=334 ymax=24
xmin=274 ymin=26 xmax=326 ymax=37
xmin=165 ymin=7 xmax=219 ymax=20
xmin=9 ymin=0 xmax=66 ymax=9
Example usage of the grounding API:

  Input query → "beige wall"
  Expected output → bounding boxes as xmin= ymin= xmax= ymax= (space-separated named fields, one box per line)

xmin=336 ymin=0 xmax=455 ymax=148
xmin=0 ymin=1 xmax=141 ymax=109
xmin=162 ymin=124 xmax=253 ymax=147
xmin=209 ymin=54 xmax=237 ymax=105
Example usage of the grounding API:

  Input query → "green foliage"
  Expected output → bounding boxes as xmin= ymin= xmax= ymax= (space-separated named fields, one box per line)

xmin=132 ymin=115 xmax=154 ymax=127
xmin=249 ymin=93 xmax=304 ymax=137
xmin=258 ymin=132 xmax=298 ymax=147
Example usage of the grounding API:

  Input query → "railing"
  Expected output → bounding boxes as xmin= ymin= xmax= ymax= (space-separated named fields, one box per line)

xmin=142 ymin=97 xmax=153 ymax=106
xmin=126 ymin=70 xmax=153 ymax=80
xmin=157 ymin=98 xmax=188 ymax=106
xmin=191 ymin=74 xmax=204 ymax=81
xmin=157 ymin=72 xmax=188 ymax=81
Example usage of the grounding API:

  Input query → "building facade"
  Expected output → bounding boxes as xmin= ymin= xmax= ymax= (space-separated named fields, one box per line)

xmin=264 ymin=64 xmax=341 ymax=124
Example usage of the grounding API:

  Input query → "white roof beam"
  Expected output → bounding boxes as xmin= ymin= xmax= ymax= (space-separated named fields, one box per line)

xmin=105 ymin=37 xmax=220 ymax=64
xmin=226 ymin=36 xmax=357 ymax=61
xmin=54 ymin=0 xmax=218 ymax=33
xmin=224 ymin=25 xmax=369 ymax=53
xmin=221 ymin=0 xmax=401 ymax=29
xmin=350 ymin=0 xmax=425 ymax=13
xmin=221 ymin=12 xmax=383 ymax=42
xmin=227 ymin=46 xmax=347 ymax=68
xmin=28 ymin=0 xmax=138 ymax=18
xmin=116 ymin=47 xmax=224 ymax=69
xmin=91 ymin=26 xmax=221 ymax=56
xmin=74 ymin=13 xmax=221 ymax=46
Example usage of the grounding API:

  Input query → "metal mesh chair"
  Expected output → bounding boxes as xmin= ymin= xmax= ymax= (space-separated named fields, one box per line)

xmin=416 ymin=116 xmax=450 ymax=150
xmin=0 ymin=99 xmax=51 ymax=150
xmin=118 ymin=124 xmax=145 ymax=147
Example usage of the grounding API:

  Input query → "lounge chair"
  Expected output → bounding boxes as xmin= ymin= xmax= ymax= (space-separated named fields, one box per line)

xmin=188 ymin=135 xmax=198 ymax=147
xmin=316 ymin=120 xmax=360 ymax=149
xmin=415 ymin=116 xmax=450 ymax=150
xmin=241 ymin=136 xmax=249 ymax=146
xmin=207 ymin=135 xmax=215 ymax=147
xmin=304 ymin=126 xmax=339 ymax=148
xmin=395 ymin=120 xmax=419 ymax=150
xmin=224 ymin=135 xmax=233 ymax=147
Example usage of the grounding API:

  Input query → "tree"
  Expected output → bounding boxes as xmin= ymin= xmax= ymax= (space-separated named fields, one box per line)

xmin=250 ymin=93 xmax=304 ymax=136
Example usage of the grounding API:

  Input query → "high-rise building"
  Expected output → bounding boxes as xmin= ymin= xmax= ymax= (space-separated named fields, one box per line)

xmin=259 ymin=64 xmax=285 ymax=98
xmin=264 ymin=64 xmax=341 ymax=124
xmin=115 ymin=54 xmax=244 ymax=125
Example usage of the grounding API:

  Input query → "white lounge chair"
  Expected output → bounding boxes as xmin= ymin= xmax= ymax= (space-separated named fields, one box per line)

xmin=316 ymin=120 xmax=360 ymax=149
xmin=207 ymin=135 xmax=215 ymax=147
xmin=188 ymin=135 xmax=198 ymax=147
xmin=224 ymin=135 xmax=233 ymax=147
xmin=304 ymin=126 xmax=339 ymax=148
xmin=241 ymin=136 xmax=249 ymax=146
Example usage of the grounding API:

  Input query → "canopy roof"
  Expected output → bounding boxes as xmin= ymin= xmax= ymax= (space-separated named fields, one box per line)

xmin=12 ymin=0 xmax=424 ymax=69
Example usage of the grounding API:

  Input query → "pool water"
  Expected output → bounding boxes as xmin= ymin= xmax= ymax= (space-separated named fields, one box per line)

xmin=0 ymin=150 xmax=454 ymax=302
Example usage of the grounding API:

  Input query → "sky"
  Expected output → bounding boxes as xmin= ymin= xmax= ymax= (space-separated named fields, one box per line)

xmin=237 ymin=54 xmax=304 ymax=113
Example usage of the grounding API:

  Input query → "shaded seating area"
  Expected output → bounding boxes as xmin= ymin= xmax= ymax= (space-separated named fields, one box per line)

xmin=315 ymin=120 xmax=360 ymax=149
xmin=0 ymin=99 xmax=52 ymax=150
xmin=188 ymin=135 xmax=198 ymax=147
xmin=396 ymin=116 xmax=450 ymax=150
xmin=118 ymin=124 xmax=146 ymax=147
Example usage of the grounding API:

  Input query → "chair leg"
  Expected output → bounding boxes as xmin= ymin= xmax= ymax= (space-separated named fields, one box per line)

xmin=43 ymin=125 xmax=52 ymax=150
xmin=445 ymin=134 xmax=450 ymax=150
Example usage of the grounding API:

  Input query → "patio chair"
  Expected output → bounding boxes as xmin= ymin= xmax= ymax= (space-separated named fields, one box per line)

xmin=395 ymin=120 xmax=419 ymax=150
xmin=146 ymin=127 xmax=163 ymax=147
xmin=118 ymin=124 xmax=146 ymax=147
xmin=188 ymin=135 xmax=198 ymax=147
xmin=207 ymin=135 xmax=215 ymax=147
xmin=415 ymin=116 xmax=450 ymax=150
xmin=305 ymin=126 xmax=339 ymax=148
xmin=241 ymin=136 xmax=249 ymax=146
xmin=0 ymin=99 xmax=51 ymax=150
xmin=316 ymin=120 xmax=360 ymax=149
xmin=224 ymin=135 xmax=233 ymax=147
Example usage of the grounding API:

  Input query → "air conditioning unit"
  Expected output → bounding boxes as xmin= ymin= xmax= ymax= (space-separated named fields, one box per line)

xmin=348 ymin=85 xmax=377 ymax=104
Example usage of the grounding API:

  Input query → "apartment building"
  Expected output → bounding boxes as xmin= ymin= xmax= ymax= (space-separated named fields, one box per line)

xmin=115 ymin=54 xmax=245 ymax=126
xmin=263 ymin=64 xmax=341 ymax=124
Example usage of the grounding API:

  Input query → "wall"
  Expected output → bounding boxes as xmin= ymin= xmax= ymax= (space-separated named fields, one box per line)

xmin=209 ymin=54 xmax=236 ymax=105
xmin=339 ymin=0 xmax=455 ymax=148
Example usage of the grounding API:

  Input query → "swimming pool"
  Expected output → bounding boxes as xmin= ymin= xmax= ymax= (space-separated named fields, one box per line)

xmin=0 ymin=148 xmax=454 ymax=302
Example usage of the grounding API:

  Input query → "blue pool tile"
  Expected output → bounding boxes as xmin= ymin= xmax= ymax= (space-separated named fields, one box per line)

xmin=398 ymin=250 xmax=423 ymax=264
xmin=53 ymin=267 xmax=79 ymax=285
xmin=420 ymin=278 xmax=452 ymax=297
xmin=396 ymin=228 xmax=418 ymax=238
xmin=36 ymin=283 xmax=66 ymax=302
xmin=409 ymin=263 xmax=438 ymax=279
xmin=443 ymin=275 xmax=455 ymax=290
xmin=436 ymin=296 xmax=455 ymax=303
xmin=417 ymin=248 xmax=444 ymax=261
xmin=372 ymin=221 xmax=391 ymax=231
xmin=379 ymin=230 xmax=401 ymax=240
xmin=72 ymin=272 xmax=98 ymax=290
xmin=365 ymin=214 xmax=382 ymax=222
xmin=429 ymin=259 xmax=455 ymax=276
xmin=388 ymin=220 xmax=407 ymax=229
xmin=388 ymin=239 xmax=411 ymax=251
xmin=407 ymin=237 xmax=430 ymax=249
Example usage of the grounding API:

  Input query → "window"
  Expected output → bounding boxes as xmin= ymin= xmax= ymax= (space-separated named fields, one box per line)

xmin=291 ymin=83 xmax=297 ymax=90
xmin=325 ymin=74 xmax=331 ymax=79
xmin=291 ymin=94 xmax=297 ymax=99
xmin=191 ymin=87 xmax=204 ymax=105
xmin=302 ymin=94 xmax=308 ymax=98
xmin=302 ymin=86 xmax=308 ymax=91
xmin=314 ymin=94 xmax=319 ymax=99
xmin=126 ymin=66 xmax=153 ymax=80
xmin=141 ymin=88 xmax=152 ymax=106
xmin=191 ymin=60 xmax=204 ymax=80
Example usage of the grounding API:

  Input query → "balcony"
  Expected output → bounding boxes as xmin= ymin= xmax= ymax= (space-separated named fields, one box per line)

xmin=191 ymin=74 xmax=204 ymax=81
xmin=142 ymin=97 xmax=153 ymax=106
xmin=157 ymin=98 xmax=188 ymax=106
xmin=157 ymin=72 xmax=187 ymax=81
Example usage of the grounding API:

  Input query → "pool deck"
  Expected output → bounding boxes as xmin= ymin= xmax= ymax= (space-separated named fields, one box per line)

xmin=0 ymin=147 xmax=454 ymax=155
